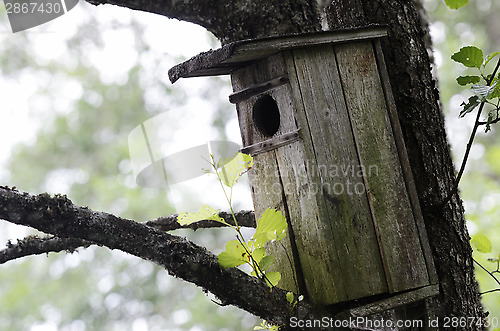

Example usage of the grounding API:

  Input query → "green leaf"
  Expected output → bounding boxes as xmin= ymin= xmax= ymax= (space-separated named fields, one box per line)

xmin=254 ymin=321 xmax=267 ymax=330
xmin=218 ymin=240 xmax=250 ymax=269
xmin=219 ymin=153 xmax=253 ymax=188
xmin=258 ymin=255 xmax=274 ymax=271
xmin=254 ymin=321 xmax=279 ymax=331
xmin=472 ymin=81 xmax=498 ymax=101
xmin=460 ymin=96 xmax=480 ymax=117
xmin=456 ymin=75 xmax=480 ymax=86
xmin=484 ymin=52 xmax=500 ymax=67
xmin=286 ymin=292 xmax=294 ymax=304
xmin=471 ymin=234 xmax=492 ymax=253
xmin=444 ymin=0 xmax=468 ymax=9
xmin=252 ymin=247 xmax=266 ymax=264
xmin=451 ymin=46 xmax=483 ymax=68
xmin=253 ymin=209 xmax=287 ymax=248
xmin=264 ymin=271 xmax=281 ymax=287
xmin=177 ymin=205 xmax=224 ymax=226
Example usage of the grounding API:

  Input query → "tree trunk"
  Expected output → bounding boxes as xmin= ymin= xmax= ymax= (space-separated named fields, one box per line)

xmin=1 ymin=0 xmax=485 ymax=328
xmin=324 ymin=0 xmax=484 ymax=323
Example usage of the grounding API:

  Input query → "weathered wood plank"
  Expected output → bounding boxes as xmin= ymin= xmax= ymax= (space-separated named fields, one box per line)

xmin=231 ymin=27 xmax=388 ymax=63
xmin=334 ymin=41 xmax=429 ymax=292
xmin=344 ymin=284 xmax=440 ymax=318
xmin=285 ymin=46 xmax=388 ymax=304
xmin=269 ymin=77 xmax=327 ymax=298
xmin=169 ymin=27 xmax=388 ymax=83
xmin=373 ymin=40 xmax=438 ymax=285
xmin=231 ymin=54 xmax=302 ymax=294
xmin=239 ymin=130 xmax=300 ymax=156
xmin=229 ymin=76 xmax=289 ymax=104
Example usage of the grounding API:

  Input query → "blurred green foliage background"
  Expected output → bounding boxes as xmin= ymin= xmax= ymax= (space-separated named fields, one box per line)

xmin=0 ymin=0 xmax=499 ymax=329
xmin=426 ymin=0 xmax=500 ymax=321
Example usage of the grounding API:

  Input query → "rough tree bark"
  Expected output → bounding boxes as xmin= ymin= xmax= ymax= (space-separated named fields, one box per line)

xmin=0 ymin=187 xmax=333 ymax=326
xmin=0 ymin=0 xmax=486 ymax=329
xmin=325 ymin=0 xmax=484 ymax=322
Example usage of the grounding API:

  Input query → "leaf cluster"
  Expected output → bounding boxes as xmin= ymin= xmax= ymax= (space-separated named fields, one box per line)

xmin=177 ymin=153 xmax=296 ymax=330
xmin=177 ymin=153 xmax=286 ymax=288
xmin=451 ymin=46 xmax=500 ymax=131
xmin=218 ymin=208 xmax=286 ymax=288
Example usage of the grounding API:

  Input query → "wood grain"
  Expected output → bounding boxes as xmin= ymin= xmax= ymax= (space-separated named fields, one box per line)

xmin=335 ymin=40 xmax=429 ymax=291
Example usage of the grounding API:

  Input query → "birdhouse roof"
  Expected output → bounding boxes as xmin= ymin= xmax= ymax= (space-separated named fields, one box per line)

xmin=168 ymin=26 xmax=387 ymax=83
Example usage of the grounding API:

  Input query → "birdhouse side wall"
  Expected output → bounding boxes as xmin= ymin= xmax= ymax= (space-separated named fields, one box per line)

xmin=231 ymin=54 xmax=303 ymax=298
xmin=231 ymin=50 xmax=391 ymax=304
xmin=332 ymin=41 xmax=431 ymax=292
xmin=282 ymin=47 xmax=394 ymax=303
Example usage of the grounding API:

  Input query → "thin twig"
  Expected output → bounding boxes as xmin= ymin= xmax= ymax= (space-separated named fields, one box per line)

xmin=0 ymin=211 xmax=256 ymax=265
xmin=480 ymin=288 xmax=500 ymax=296
xmin=235 ymin=235 xmax=288 ymax=322
xmin=0 ymin=187 xmax=300 ymax=325
xmin=441 ymin=58 xmax=500 ymax=207
xmin=278 ymin=240 xmax=300 ymax=298
xmin=473 ymin=258 xmax=500 ymax=287
xmin=145 ymin=210 xmax=256 ymax=231
xmin=0 ymin=236 xmax=92 ymax=264
xmin=478 ymin=117 xmax=500 ymax=126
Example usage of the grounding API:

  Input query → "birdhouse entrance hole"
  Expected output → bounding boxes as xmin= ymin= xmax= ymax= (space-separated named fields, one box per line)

xmin=253 ymin=94 xmax=280 ymax=137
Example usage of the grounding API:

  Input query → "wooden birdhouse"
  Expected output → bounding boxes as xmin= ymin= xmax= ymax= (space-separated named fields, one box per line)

xmin=169 ymin=27 xmax=439 ymax=307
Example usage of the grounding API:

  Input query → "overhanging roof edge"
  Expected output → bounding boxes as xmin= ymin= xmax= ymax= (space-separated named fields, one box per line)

xmin=168 ymin=25 xmax=388 ymax=83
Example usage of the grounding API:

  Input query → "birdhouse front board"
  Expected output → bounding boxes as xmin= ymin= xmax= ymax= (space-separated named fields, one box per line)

xmin=169 ymin=27 xmax=438 ymax=306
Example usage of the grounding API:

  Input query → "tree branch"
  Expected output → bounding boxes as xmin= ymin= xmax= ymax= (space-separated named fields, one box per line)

xmin=0 ymin=188 xmax=278 ymax=322
xmin=473 ymin=258 xmax=500 ymax=288
xmin=84 ymin=0 xmax=322 ymax=43
xmin=0 ymin=187 xmax=333 ymax=327
xmin=480 ymin=288 xmax=500 ymax=296
xmin=0 ymin=211 xmax=256 ymax=265
xmin=0 ymin=235 xmax=92 ymax=264
xmin=146 ymin=210 xmax=256 ymax=231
